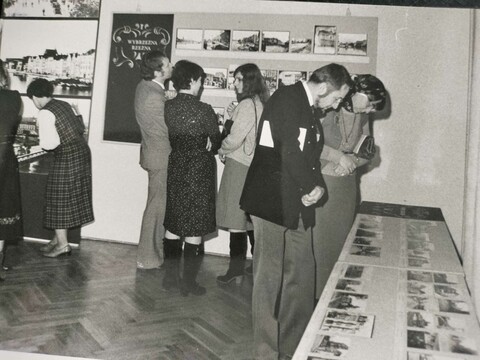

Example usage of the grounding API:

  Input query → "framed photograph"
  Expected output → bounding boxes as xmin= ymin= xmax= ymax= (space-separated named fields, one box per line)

xmin=278 ymin=70 xmax=307 ymax=88
xmin=203 ymin=68 xmax=227 ymax=89
xmin=231 ymin=30 xmax=260 ymax=52
xmin=203 ymin=30 xmax=231 ymax=51
xmin=261 ymin=31 xmax=289 ymax=53
xmin=0 ymin=19 xmax=98 ymax=98
xmin=313 ymin=25 xmax=336 ymax=55
xmin=290 ymin=38 xmax=312 ymax=54
xmin=337 ymin=33 xmax=368 ymax=56
xmin=227 ymin=64 xmax=240 ymax=90
xmin=2 ymin=0 xmax=100 ymax=18
xmin=261 ymin=69 xmax=278 ymax=93
xmin=176 ymin=28 xmax=203 ymax=50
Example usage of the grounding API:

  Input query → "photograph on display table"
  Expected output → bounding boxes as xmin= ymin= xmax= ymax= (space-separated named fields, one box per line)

xmin=445 ymin=334 xmax=478 ymax=355
xmin=352 ymin=236 xmax=382 ymax=247
xmin=408 ymin=270 xmax=434 ymax=283
xmin=407 ymin=351 xmax=463 ymax=360
xmin=407 ymin=240 xmax=435 ymax=252
xmin=407 ymin=281 xmax=434 ymax=296
xmin=310 ymin=334 xmax=351 ymax=358
xmin=433 ymin=273 xmax=460 ymax=285
xmin=349 ymin=244 xmax=381 ymax=257
xmin=355 ymin=227 xmax=383 ymax=238
xmin=437 ymin=298 xmax=470 ymax=315
xmin=328 ymin=292 xmax=368 ymax=311
xmin=342 ymin=264 xmax=372 ymax=280
xmin=408 ymin=249 xmax=432 ymax=260
xmin=407 ymin=232 xmax=430 ymax=241
xmin=320 ymin=312 xmax=375 ymax=337
xmin=407 ymin=296 xmax=437 ymax=312
xmin=408 ymin=256 xmax=432 ymax=269
xmin=407 ymin=330 xmax=440 ymax=351
xmin=335 ymin=278 xmax=364 ymax=293
xmin=435 ymin=314 xmax=466 ymax=333
xmin=433 ymin=284 xmax=463 ymax=299
xmin=357 ymin=220 xmax=384 ymax=231
xmin=407 ymin=311 xmax=435 ymax=330
xmin=203 ymin=30 xmax=231 ymax=51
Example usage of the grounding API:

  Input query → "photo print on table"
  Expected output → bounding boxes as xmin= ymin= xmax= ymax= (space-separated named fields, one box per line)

xmin=355 ymin=228 xmax=383 ymax=238
xmin=328 ymin=291 xmax=368 ymax=312
xmin=313 ymin=25 xmax=336 ymax=54
xmin=433 ymin=284 xmax=463 ymax=299
xmin=342 ymin=264 xmax=372 ymax=280
xmin=407 ymin=311 xmax=435 ymax=330
xmin=335 ymin=278 xmax=364 ymax=293
xmin=437 ymin=298 xmax=470 ymax=315
xmin=349 ymin=244 xmax=381 ymax=257
xmin=321 ymin=312 xmax=375 ymax=338
xmin=407 ymin=240 xmax=435 ymax=252
xmin=407 ymin=351 xmax=465 ymax=360
xmin=353 ymin=236 xmax=382 ymax=247
xmin=261 ymin=31 xmax=290 ymax=53
xmin=408 ymin=270 xmax=434 ymax=283
xmin=433 ymin=273 xmax=460 ymax=285
xmin=203 ymin=68 xmax=228 ymax=89
xmin=407 ymin=330 xmax=440 ymax=351
xmin=407 ymin=281 xmax=434 ymax=296
xmin=278 ymin=70 xmax=307 ymax=87
xmin=231 ymin=30 xmax=260 ymax=52
xmin=337 ymin=33 xmax=368 ymax=56
xmin=407 ymin=295 xmax=437 ymax=312
xmin=408 ymin=256 xmax=432 ymax=269
xmin=176 ymin=28 xmax=203 ymax=50
xmin=261 ymin=69 xmax=278 ymax=93
xmin=443 ymin=334 xmax=478 ymax=355
xmin=310 ymin=334 xmax=351 ymax=358
xmin=290 ymin=38 xmax=312 ymax=53
xmin=203 ymin=30 xmax=231 ymax=51
xmin=435 ymin=314 xmax=466 ymax=333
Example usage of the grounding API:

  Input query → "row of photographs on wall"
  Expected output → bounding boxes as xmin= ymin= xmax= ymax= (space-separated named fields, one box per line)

xmin=1 ymin=0 xmax=100 ymax=18
xmin=176 ymin=26 xmax=368 ymax=56
xmin=0 ymin=19 xmax=98 ymax=98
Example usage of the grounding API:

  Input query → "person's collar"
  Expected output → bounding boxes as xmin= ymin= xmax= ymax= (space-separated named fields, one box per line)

xmin=301 ymin=80 xmax=314 ymax=107
xmin=152 ymin=79 xmax=164 ymax=89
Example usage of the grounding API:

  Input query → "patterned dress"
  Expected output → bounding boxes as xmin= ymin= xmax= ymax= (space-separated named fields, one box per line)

xmin=42 ymin=99 xmax=94 ymax=229
xmin=0 ymin=89 xmax=22 ymax=244
xmin=164 ymin=93 xmax=221 ymax=237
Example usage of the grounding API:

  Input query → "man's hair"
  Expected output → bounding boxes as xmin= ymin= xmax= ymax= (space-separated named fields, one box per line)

xmin=308 ymin=63 xmax=354 ymax=91
xmin=139 ymin=50 xmax=167 ymax=81
xmin=234 ymin=63 xmax=270 ymax=104
xmin=0 ymin=60 xmax=10 ymax=89
xmin=170 ymin=60 xmax=205 ymax=91
xmin=26 ymin=78 xmax=54 ymax=98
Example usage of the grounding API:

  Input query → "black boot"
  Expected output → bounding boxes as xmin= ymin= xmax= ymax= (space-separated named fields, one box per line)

xmin=245 ymin=230 xmax=255 ymax=276
xmin=181 ymin=242 xmax=206 ymax=296
xmin=162 ymin=239 xmax=182 ymax=291
xmin=217 ymin=232 xmax=247 ymax=284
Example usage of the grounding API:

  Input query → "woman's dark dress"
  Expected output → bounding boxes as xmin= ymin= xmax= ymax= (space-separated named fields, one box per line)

xmin=42 ymin=99 xmax=94 ymax=229
xmin=0 ymin=89 xmax=22 ymax=244
xmin=164 ymin=93 xmax=221 ymax=237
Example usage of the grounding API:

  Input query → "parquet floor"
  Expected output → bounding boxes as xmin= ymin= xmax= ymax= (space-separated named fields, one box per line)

xmin=0 ymin=240 xmax=254 ymax=360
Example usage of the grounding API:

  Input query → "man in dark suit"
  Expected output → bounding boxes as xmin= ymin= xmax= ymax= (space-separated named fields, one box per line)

xmin=134 ymin=51 xmax=173 ymax=271
xmin=240 ymin=63 xmax=353 ymax=360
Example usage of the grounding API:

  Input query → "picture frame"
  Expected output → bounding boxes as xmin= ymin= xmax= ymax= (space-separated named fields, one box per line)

xmin=203 ymin=67 xmax=228 ymax=89
xmin=1 ymin=0 xmax=101 ymax=18
xmin=260 ymin=69 xmax=278 ymax=93
xmin=203 ymin=30 xmax=231 ymax=51
xmin=313 ymin=25 xmax=336 ymax=54
xmin=176 ymin=28 xmax=203 ymax=50
xmin=290 ymin=38 xmax=312 ymax=54
xmin=337 ymin=33 xmax=368 ymax=56
xmin=261 ymin=31 xmax=289 ymax=53
xmin=231 ymin=30 xmax=260 ymax=52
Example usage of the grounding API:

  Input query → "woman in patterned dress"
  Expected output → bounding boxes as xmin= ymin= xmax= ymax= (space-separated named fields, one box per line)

xmin=163 ymin=60 xmax=221 ymax=296
xmin=0 ymin=60 xmax=22 ymax=281
xmin=27 ymin=78 xmax=94 ymax=258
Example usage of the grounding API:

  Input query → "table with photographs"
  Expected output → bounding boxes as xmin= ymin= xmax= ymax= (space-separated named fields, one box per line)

xmin=293 ymin=201 xmax=480 ymax=360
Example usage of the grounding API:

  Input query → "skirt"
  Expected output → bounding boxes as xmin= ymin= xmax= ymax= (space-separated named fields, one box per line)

xmin=216 ymin=158 xmax=253 ymax=231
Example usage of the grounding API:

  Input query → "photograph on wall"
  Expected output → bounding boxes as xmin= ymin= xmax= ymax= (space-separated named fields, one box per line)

xmin=203 ymin=67 xmax=227 ymax=89
xmin=261 ymin=31 xmax=289 ymax=53
xmin=227 ymin=63 xmax=240 ymax=90
xmin=1 ymin=0 xmax=100 ymax=18
xmin=231 ymin=30 xmax=260 ymax=52
xmin=104 ymin=14 xmax=173 ymax=143
xmin=176 ymin=28 xmax=203 ymax=50
xmin=313 ymin=25 xmax=336 ymax=54
xmin=0 ymin=19 xmax=97 ymax=98
xmin=337 ymin=33 xmax=368 ymax=56
xmin=203 ymin=30 xmax=231 ymax=51
xmin=290 ymin=38 xmax=312 ymax=54
xmin=278 ymin=70 xmax=307 ymax=87
xmin=261 ymin=69 xmax=278 ymax=93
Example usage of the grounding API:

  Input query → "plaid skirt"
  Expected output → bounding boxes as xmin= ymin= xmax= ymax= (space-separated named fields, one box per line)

xmin=44 ymin=141 xmax=94 ymax=229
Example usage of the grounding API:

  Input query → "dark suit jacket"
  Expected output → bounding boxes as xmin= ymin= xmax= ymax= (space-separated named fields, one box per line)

xmin=240 ymin=82 xmax=325 ymax=230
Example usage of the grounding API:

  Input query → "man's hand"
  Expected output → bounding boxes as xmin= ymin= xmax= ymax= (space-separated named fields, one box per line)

xmin=301 ymin=186 xmax=325 ymax=207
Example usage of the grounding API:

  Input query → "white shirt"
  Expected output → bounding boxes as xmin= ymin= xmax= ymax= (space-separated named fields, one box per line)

xmin=151 ymin=79 xmax=164 ymax=89
xmin=37 ymin=109 xmax=60 ymax=150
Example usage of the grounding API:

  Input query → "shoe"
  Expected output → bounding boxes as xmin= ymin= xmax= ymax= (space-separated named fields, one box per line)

xmin=43 ymin=245 xmax=72 ymax=258
xmin=40 ymin=240 xmax=57 ymax=253
xmin=181 ymin=243 xmax=206 ymax=296
xmin=216 ymin=271 xmax=243 ymax=285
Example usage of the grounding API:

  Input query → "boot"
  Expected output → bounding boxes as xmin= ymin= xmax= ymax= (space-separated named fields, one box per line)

xmin=217 ymin=232 xmax=247 ymax=284
xmin=245 ymin=230 xmax=255 ymax=276
xmin=181 ymin=242 xmax=206 ymax=296
xmin=162 ymin=239 xmax=182 ymax=291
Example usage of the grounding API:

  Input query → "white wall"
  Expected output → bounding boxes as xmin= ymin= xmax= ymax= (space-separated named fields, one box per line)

xmin=83 ymin=0 xmax=471 ymax=256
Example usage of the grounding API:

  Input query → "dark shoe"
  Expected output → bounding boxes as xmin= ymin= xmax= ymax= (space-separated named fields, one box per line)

xmin=43 ymin=245 xmax=72 ymax=258
xmin=216 ymin=271 xmax=243 ymax=285
xmin=181 ymin=243 xmax=206 ymax=296
xmin=162 ymin=238 xmax=182 ymax=291
xmin=217 ymin=232 xmax=247 ymax=284
xmin=40 ymin=240 xmax=57 ymax=253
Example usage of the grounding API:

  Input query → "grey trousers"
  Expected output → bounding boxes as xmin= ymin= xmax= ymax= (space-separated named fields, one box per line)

xmin=251 ymin=216 xmax=316 ymax=360
xmin=136 ymin=168 xmax=167 ymax=269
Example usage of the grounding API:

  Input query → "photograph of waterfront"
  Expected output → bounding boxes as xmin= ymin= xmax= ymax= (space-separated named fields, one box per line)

xmin=0 ymin=19 xmax=98 ymax=97
xmin=1 ymin=0 xmax=100 ymax=18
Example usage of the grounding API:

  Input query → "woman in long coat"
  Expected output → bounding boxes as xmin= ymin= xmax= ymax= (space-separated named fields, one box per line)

xmin=27 ymin=78 xmax=94 ymax=258
xmin=0 ymin=60 xmax=22 ymax=280
xmin=163 ymin=60 xmax=221 ymax=296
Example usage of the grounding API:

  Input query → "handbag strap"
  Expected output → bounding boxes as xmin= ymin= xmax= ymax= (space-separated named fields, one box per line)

xmin=243 ymin=96 xmax=257 ymax=156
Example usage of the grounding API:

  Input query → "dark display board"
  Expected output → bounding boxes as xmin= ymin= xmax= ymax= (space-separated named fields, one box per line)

xmin=359 ymin=201 xmax=445 ymax=221
xmin=103 ymin=14 xmax=174 ymax=143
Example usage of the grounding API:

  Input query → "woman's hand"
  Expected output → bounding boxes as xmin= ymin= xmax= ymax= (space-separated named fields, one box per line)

xmin=338 ymin=154 xmax=357 ymax=174
xmin=226 ymin=101 xmax=238 ymax=117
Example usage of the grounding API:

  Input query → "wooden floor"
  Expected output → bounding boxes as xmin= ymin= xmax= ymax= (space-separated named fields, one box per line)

xmin=0 ymin=240 xmax=254 ymax=360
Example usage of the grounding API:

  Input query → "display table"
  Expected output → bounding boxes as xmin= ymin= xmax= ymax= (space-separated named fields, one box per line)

xmin=293 ymin=201 xmax=480 ymax=360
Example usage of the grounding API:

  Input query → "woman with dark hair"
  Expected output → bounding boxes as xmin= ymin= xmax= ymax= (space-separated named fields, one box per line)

xmin=26 ymin=78 xmax=93 ymax=258
xmin=216 ymin=63 xmax=269 ymax=284
xmin=0 ymin=59 xmax=22 ymax=281
xmin=163 ymin=60 xmax=221 ymax=296
xmin=314 ymin=74 xmax=387 ymax=298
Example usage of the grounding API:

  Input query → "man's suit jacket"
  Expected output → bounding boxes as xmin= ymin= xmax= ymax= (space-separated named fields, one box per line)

xmin=240 ymin=81 xmax=325 ymax=230
xmin=134 ymin=79 xmax=171 ymax=171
